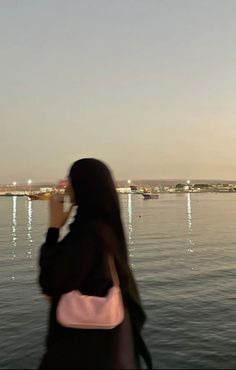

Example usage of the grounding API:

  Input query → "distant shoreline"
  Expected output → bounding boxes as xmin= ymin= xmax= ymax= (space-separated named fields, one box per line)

xmin=1 ymin=192 xmax=236 ymax=198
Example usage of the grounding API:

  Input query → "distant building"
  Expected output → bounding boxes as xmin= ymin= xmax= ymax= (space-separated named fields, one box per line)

xmin=116 ymin=187 xmax=131 ymax=194
xmin=40 ymin=187 xmax=54 ymax=193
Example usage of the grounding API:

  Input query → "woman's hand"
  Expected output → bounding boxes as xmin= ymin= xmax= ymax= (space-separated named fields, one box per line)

xmin=43 ymin=294 xmax=52 ymax=304
xmin=49 ymin=192 xmax=74 ymax=229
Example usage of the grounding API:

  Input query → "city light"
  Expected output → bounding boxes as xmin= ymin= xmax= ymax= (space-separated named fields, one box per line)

xmin=13 ymin=181 xmax=17 ymax=187
xmin=128 ymin=179 xmax=132 ymax=185
xmin=28 ymin=179 xmax=32 ymax=193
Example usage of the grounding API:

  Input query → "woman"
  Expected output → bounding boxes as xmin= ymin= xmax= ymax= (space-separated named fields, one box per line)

xmin=39 ymin=158 xmax=152 ymax=369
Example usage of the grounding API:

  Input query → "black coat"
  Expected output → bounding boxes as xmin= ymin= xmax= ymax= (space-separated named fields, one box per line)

xmin=38 ymin=225 xmax=152 ymax=369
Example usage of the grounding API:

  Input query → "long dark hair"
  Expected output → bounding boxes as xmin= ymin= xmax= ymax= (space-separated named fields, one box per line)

xmin=69 ymin=158 xmax=128 ymax=262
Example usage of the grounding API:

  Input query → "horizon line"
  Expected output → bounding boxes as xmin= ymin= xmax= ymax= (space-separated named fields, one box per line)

xmin=2 ymin=178 xmax=236 ymax=186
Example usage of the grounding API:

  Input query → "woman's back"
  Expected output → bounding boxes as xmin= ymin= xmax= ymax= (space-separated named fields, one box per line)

xmin=40 ymin=223 xmax=121 ymax=297
xmin=39 ymin=224 xmax=137 ymax=369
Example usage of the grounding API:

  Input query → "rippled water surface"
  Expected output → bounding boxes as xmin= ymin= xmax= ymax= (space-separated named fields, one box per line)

xmin=0 ymin=194 xmax=236 ymax=369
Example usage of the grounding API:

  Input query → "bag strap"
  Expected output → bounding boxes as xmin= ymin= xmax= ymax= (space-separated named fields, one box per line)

xmin=98 ymin=222 xmax=121 ymax=288
xmin=107 ymin=254 xmax=120 ymax=287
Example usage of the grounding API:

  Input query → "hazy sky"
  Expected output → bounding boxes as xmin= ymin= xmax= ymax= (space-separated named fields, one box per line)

xmin=1 ymin=0 xmax=236 ymax=183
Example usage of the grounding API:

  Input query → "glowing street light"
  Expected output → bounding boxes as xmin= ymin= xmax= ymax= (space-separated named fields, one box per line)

xmin=28 ymin=179 xmax=32 ymax=193
xmin=186 ymin=180 xmax=191 ymax=193
xmin=13 ymin=181 xmax=17 ymax=194
xmin=128 ymin=179 xmax=132 ymax=186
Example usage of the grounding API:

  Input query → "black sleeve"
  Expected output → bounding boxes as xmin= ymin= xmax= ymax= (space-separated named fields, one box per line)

xmin=38 ymin=228 xmax=60 ymax=295
xmin=38 ymin=228 xmax=99 ymax=296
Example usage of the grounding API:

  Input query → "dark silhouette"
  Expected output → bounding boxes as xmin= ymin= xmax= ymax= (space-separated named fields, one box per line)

xmin=39 ymin=158 xmax=152 ymax=369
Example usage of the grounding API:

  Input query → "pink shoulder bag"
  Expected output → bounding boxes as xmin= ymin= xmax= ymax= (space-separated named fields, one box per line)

xmin=56 ymin=255 xmax=125 ymax=329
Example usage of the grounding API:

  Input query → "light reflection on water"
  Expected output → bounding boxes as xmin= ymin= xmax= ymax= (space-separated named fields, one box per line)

xmin=27 ymin=200 xmax=33 ymax=261
xmin=187 ymin=193 xmax=195 ymax=253
xmin=11 ymin=196 xmax=17 ymax=280
xmin=127 ymin=193 xmax=135 ymax=267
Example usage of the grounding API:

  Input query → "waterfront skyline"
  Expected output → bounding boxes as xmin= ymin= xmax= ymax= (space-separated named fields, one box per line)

xmin=2 ymin=178 xmax=236 ymax=189
xmin=1 ymin=1 xmax=236 ymax=183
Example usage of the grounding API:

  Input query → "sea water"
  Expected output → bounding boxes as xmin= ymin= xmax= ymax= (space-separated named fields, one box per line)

xmin=0 ymin=194 xmax=236 ymax=369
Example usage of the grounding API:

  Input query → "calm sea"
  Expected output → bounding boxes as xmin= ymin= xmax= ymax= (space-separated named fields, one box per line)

xmin=0 ymin=194 xmax=236 ymax=369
